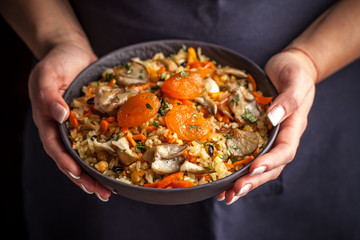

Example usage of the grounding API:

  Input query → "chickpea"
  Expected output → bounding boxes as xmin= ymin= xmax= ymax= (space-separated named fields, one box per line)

xmin=96 ymin=150 xmax=109 ymax=162
xmin=95 ymin=161 xmax=108 ymax=172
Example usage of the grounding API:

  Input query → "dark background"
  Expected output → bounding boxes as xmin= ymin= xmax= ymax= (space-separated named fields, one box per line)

xmin=1 ymin=16 xmax=31 ymax=238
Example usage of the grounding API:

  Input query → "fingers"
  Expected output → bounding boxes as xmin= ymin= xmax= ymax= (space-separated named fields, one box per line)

xmin=225 ymin=166 xmax=285 ymax=205
xmin=38 ymin=117 xmax=112 ymax=201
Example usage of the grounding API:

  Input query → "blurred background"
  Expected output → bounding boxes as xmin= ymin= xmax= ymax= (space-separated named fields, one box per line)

xmin=1 ymin=16 xmax=31 ymax=239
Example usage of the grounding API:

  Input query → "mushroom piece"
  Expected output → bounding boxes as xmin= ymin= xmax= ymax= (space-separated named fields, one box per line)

xmin=94 ymin=86 xmax=135 ymax=116
xmin=226 ymin=129 xmax=260 ymax=157
xmin=93 ymin=139 xmax=116 ymax=154
xmin=112 ymin=137 xmax=138 ymax=166
xmin=142 ymin=144 xmax=188 ymax=175
xmin=158 ymin=58 xmax=178 ymax=72
xmin=180 ymin=161 xmax=214 ymax=174
xmin=113 ymin=62 xmax=149 ymax=86
xmin=79 ymin=122 xmax=97 ymax=131
xmin=194 ymin=95 xmax=218 ymax=115
xmin=216 ymin=66 xmax=247 ymax=78
xmin=228 ymin=86 xmax=260 ymax=123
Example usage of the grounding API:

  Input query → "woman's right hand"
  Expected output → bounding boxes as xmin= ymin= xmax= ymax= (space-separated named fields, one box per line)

xmin=28 ymin=42 xmax=112 ymax=201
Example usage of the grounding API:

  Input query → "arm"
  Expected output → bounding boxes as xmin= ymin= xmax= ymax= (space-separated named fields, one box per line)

xmin=221 ymin=0 xmax=360 ymax=204
xmin=1 ymin=0 xmax=111 ymax=201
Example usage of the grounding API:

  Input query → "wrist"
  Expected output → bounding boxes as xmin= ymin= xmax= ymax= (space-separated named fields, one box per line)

xmin=281 ymin=46 xmax=319 ymax=84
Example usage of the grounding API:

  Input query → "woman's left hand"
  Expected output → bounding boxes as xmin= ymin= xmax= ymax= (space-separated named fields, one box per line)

xmin=217 ymin=49 xmax=317 ymax=204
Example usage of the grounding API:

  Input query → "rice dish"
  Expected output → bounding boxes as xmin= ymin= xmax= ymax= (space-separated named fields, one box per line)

xmin=66 ymin=45 xmax=273 ymax=189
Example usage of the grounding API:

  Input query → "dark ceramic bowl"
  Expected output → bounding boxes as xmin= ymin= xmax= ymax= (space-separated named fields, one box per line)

xmin=59 ymin=39 xmax=279 ymax=205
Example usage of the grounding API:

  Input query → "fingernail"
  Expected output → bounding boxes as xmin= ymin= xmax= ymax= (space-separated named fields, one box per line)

xmin=50 ymin=103 xmax=67 ymax=123
xmin=235 ymin=183 xmax=252 ymax=197
xmin=95 ymin=192 xmax=109 ymax=202
xmin=267 ymin=105 xmax=285 ymax=126
xmin=226 ymin=195 xmax=240 ymax=205
xmin=250 ymin=166 xmax=267 ymax=176
xmin=68 ymin=171 xmax=80 ymax=180
xmin=80 ymin=183 xmax=94 ymax=194
xmin=217 ymin=196 xmax=225 ymax=201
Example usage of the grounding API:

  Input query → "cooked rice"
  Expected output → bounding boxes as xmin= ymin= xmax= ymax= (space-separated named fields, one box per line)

xmin=66 ymin=45 xmax=272 ymax=188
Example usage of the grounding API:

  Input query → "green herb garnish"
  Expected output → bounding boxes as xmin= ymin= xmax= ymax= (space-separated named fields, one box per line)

xmin=232 ymin=94 xmax=240 ymax=106
xmin=146 ymin=103 xmax=153 ymax=110
xmin=152 ymin=120 xmax=160 ymax=127
xmin=241 ymin=108 xmax=257 ymax=123
xmin=135 ymin=142 xmax=147 ymax=153
xmin=180 ymin=70 xmax=188 ymax=77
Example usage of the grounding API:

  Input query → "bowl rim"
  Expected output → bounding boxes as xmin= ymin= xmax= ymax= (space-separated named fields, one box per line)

xmin=58 ymin=39 xmax=279 ymax=194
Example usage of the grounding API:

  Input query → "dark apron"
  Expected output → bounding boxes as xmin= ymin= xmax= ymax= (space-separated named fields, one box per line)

xmin=23 ymin=0 xmax=360 ymax=239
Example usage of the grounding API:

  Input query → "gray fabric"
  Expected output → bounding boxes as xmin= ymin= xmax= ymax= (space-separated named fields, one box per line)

xmin=23 ymin=0 xmax=360 ymax=239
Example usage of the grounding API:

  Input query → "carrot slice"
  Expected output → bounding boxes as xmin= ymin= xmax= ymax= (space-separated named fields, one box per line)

xmin=69 ymin=110 xmax=78 ymax=128
xmin=144 ymin=182 xmax=160 ymax=188
xmin=100 ymin=120 xmax=109 ymax=134
xmin=247 ymin=74 xmax=257 ymax=91
xmin=187 ymin=47 xmax=199 ymax=65
xmin=132 ymin=133 xmax=147 ymax=144
xmin=233 ymin=156 xmax=255 ymax=167
xmin=251 ymin=92 xmax=273 ymax=106
xmin=157 ymin=172 xmax=184 ymax=189
xmin=170 ymin=180 xmax=195 ymax=188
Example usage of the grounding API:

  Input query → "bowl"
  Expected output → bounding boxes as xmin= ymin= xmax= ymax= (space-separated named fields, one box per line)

xmin=59 ymin=39 xmax=279 ymax=205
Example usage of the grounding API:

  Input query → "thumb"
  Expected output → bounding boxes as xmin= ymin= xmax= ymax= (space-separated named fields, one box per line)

xmin=265 ymin=64 xmax=314 ymax=127
xmin=50 ymin=101 xmax=69 ymax=124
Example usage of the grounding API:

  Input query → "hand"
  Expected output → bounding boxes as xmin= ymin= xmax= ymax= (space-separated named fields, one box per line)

xmin=217 ymin=49 xmax=317 ymax=204
xmin=28 ymin=42 xmax=112 ymax=201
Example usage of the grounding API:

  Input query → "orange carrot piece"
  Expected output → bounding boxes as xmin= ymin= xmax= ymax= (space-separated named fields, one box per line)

xmin=188 ymin=156 xmax=197 ymax=163
xmin=157 ymin=172 xmax=184 ymax=189
xmin=233 ymin=156 xmax=255 ymax=167
xmin=180 ymin=99 xmax=194 ymax=107
xmin=88 ymin=87 xmax=95 ymax=98
xmin=146 ymin=125 xmax=158 ymax=131
xmin=144 ymin=182 xmax=160 ymax=188
xmin=126 ymin=135 xmax=137 ymax=147
xmin=208 ymin=92 xmax=222 ymax=100
xmin=170 ymin=180 xmax=195 ymax=188
xmin=100 ymin=120 xmax=109 ymax=134
xmin=224 ymin=162 xmax=234 ymax=169
xmin=69 ymin=110 xmax=79 ymax=128
xmin=106 ymin=116 xmax=116 ymax=123
xmin=247 ymin=74 xmax=257 ymax=91
xmin=251 ymin=92 xmax=273 ymax=106
xmin=187 ymin=47 xmax=198 ymax=65
xmin=253 ymin=147 xmax=261 ymax=157
xmin=132 ymin=133 xmax=147 ymax=143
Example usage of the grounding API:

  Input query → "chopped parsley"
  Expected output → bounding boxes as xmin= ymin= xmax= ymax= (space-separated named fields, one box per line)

xmin=105 ymin=73 xmax=114 ymax=82
xmin=241 ymin=108 xmax=257 ymax=123
xmin=152 ymin=120 xmax=160 ymax=127
xmin=158 ymin=100 xmax=170 ymax=116
xmin=232 ymin=94 xmax=240 ymax=106
xmin=160 ymin=72 xmax=166 ymax=81
xmin=135 ymin=142 xmax=147 ymax=153
xmin=224 ymin=134 xmax=232 ymax=139
xmin=180 ymin=70 xmax=188 ymax=77
xmin=146 ymin=103 xmax=153 ymax=110
xmin=125 ymin=63 xmax=132 ymax=74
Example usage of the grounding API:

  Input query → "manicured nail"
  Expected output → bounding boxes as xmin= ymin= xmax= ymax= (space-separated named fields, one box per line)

xmin=80 ymin=183 xmax=94 ymax=194
xmin=267 ymin=105 xmax=285 ymax=126
xmin=50 ymin=103 xmax=68 ymax=123
xmin=95 ymin=192 xmax=109 ymax=202
xmin=235 ymin=183 xmax=252 ymax=197
xmin=226 ymin=195 xmax=240 ymax=205
xmin=250 ymin=166 xmax=267 ymax=176
xmin=217 ymin=196 xmax=225 ymax=201
xmin=68 ymin=171 xmax=80 ymax=180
